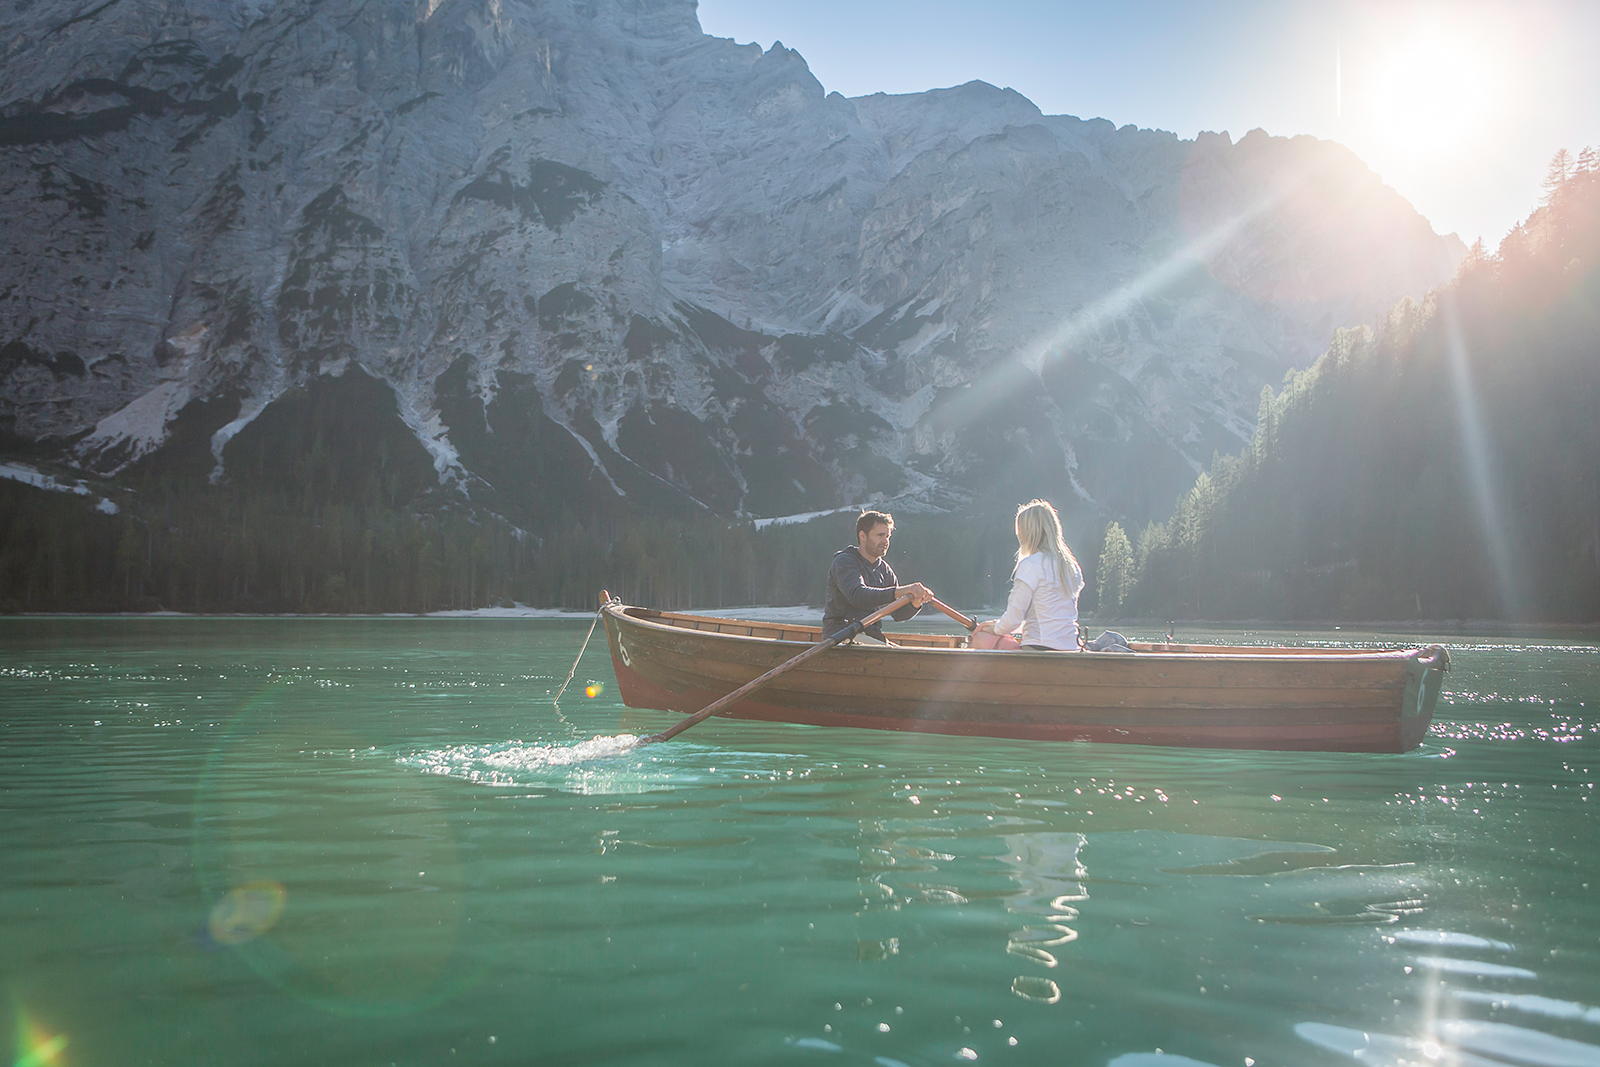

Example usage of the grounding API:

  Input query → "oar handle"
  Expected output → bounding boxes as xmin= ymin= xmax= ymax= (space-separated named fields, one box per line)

xmin=928 ymin=597 xmax=977 ymax=630
xmin=646 ymin=594 xmax=915 ymax=744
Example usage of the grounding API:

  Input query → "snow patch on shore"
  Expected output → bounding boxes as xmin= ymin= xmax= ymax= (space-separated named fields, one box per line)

xmin=423 ymin=605 xmax=601 ymax=618
xmin=2 ymin=462 xmax=118 ymax=513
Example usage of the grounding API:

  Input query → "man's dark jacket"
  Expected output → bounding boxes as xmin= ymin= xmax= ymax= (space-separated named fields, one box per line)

xmin=822 ymin=545 xmax=922 ymax=640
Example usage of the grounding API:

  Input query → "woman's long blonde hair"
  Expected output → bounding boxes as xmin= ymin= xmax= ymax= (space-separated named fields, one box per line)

xmin=1014 ymin=499 xmax=1080 ymax=584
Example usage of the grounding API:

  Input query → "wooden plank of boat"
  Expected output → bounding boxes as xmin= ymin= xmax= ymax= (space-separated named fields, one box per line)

xmin=599 ymin=603 xmax=1450 ymax=753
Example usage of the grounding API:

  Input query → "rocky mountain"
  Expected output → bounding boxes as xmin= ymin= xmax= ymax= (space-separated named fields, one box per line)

xmin=0 ymin=0 xmax=1462 ymax=538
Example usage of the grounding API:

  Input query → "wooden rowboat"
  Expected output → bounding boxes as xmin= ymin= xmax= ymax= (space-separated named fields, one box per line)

xmin=600 ymin=603 xmax=1451 ymax=753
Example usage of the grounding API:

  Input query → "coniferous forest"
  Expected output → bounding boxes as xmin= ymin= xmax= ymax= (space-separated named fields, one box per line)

xmin=3 ymin=152 xmax=1598 ymax=620
xmin=1096 ymin=149 xmax=1600 ymax=622
xmin=0 ymin=471 xmax=1016 ymax=616
xmin=0 ymin=356 xmax=1022 ymax=615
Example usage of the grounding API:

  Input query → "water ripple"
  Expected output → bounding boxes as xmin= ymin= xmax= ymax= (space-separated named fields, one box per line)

xmin=1299 ymin=1019 xmax=1600 ymax=1066
xmin=1453 ymin=992 xmax=1600 ymax=1026
xmin=1413 ymin=955 xmax=1539 ymax=980
xmin=1389 ymin=930 xmax=1515 ymax=951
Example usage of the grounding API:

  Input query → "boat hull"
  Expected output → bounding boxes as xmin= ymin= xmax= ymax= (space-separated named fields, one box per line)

xmin=601 ymin=606 xmax=1448 ymax=752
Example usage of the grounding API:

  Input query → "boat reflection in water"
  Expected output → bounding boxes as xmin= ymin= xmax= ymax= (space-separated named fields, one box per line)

xmin=1001 ymin=832 xmax=1087 ymax=1005
xmin=993 ymin=828 xmax=1600 ymax=1066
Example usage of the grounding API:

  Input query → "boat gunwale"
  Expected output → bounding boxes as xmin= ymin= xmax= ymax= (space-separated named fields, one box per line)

xmin=604 ymin=604 xmax=1431 ymax=664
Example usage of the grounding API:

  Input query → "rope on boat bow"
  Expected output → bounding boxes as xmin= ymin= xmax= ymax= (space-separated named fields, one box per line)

xmin=554 ymin=591 xmax=615 ymax=705
xmin=1414 ymin=644 xmax=1451 ymax=670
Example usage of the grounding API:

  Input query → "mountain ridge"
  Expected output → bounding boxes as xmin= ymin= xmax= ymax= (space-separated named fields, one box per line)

xmin=1 ymin=0 xmax=1461 ymax=537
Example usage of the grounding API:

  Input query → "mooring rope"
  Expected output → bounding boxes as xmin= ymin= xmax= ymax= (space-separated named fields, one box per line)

xmin=553 ymin=606 xmax=604 ymax=705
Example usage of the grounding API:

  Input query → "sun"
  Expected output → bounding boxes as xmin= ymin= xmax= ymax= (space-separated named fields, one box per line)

xmin=1362 ymin=28 xmax=1497 ymax=156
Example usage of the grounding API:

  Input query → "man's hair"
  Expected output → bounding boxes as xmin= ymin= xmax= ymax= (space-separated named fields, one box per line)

xmin=856 ymin=509 xmax=894 ymax=537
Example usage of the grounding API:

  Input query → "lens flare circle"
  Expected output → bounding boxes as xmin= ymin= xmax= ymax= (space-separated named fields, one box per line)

xmin=10 ymin=1005 xmax=68 ymax=1067
xmin=208 ymin=880 xmax=288 ymax=945
xmin=193 ymin=694 xmax=497 ymax=1018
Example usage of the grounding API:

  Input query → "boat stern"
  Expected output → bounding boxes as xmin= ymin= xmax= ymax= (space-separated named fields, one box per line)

xmin=1399 ymin=645 xmax=1451 ymax=751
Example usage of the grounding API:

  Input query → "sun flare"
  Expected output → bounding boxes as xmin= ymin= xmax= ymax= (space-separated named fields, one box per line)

xmin=1363 ymin=29 xmax=1498 ymax=155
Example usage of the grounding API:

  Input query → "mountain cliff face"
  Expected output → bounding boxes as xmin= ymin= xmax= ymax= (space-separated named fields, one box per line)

xmin=0 ymin=0 xmax=1461 ymax=533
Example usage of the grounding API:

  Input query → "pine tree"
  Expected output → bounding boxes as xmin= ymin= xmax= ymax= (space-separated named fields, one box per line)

xmin=1252 ymin=385 xmax=1277 ymax=466
xmin=1543 ymin=148 xmax=1575 ymax=204
xmin=1096 ymin=522 xmax=1135 ymax=611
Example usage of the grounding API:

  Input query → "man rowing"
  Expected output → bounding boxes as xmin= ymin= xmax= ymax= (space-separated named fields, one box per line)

xmin=822 ymin=509 xmax=933 ymax=643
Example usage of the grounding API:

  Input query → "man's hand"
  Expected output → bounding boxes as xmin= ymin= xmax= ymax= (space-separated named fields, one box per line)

xmin=896 ymin=582 xmax=933 ymax=608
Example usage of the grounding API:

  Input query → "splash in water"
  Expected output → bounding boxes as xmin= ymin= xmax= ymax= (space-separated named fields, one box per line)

xmin=397 ymin=734 xmax=659 ymax=792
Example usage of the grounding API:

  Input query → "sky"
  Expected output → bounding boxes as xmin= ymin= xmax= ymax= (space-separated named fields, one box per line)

xmin=695 ymin=0 xmax=1600 ymax=247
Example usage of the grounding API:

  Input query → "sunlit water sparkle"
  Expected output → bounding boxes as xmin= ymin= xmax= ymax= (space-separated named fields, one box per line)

xmin=2 ymin=617 xmax=1598 ymax=1067
xmin=398 ymin=733 xmax=648 ymax=790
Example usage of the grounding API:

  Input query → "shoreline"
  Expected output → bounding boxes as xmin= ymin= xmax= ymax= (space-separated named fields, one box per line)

xmin=1 ymin=606 xmax=1597 ymax=633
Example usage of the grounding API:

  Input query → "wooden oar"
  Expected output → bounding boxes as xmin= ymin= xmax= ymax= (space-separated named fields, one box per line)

xmin=928 ymin=597 xmax=977 ymax=631
xmin=644 ymin=594 xmax=915 ymax=744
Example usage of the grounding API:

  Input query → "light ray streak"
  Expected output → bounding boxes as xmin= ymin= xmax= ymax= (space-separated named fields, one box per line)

xmin=1439 ymin=292 xmax=1522 ymax=617
xmin=1336 ymin=36 xmax=1343 ymax=119
xmin=938 ymin=185 xmax=1287 ymax=436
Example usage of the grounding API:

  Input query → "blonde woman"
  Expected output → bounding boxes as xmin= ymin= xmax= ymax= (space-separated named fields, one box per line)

xmin=973 ymin=499 xmax=1085 ymax=652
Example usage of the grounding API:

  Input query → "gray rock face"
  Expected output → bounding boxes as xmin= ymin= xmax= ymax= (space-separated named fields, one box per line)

xmin=0 ymin=0 xmax=1461 ymax=527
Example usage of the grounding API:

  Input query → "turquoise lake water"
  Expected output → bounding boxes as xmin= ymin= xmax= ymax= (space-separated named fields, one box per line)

xmin=2 ymin=617 xmax=1598 ymax=1067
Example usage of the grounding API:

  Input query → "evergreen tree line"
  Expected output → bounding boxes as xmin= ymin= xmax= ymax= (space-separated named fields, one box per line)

xmin=0 ymin=478 xmax=1031 ymax=615
xmin=1095 ymin=149 xmax=1600 ymax=622
xmin=0 ymin=324 xmax=1071 ymax=617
